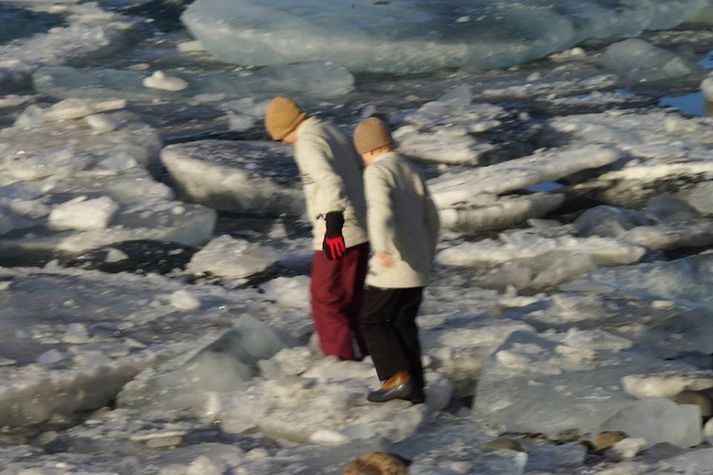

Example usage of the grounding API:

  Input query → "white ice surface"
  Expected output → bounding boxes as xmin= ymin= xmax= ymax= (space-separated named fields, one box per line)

xmin=0 ymin=266 xmax=287 ymax=428
xmin=564 ymin=253 xmax=713 ymax=311
xmin=438 ymin=230 xmax=646 ymax=268
xmin=182 ymin=0 xmax=707 ymax=73
xmin=0 ymin=4 xmax=146 ymax=88
xmin=0 ymin=104 xmax=217 ymax=255
xmin=473 ymin=329 xmax=694 ymax=434
xmin=438 ymin=192 xmax=566 ymax=234
xmin=427 ymin=144 xmax=620 ymax=233
xmin=622 ymin=371 xmax=713 ymax=399
xmin=221 ymin=349 xmax=452 ymax=445
xmin=429 ymin=144 xmax=621 ymax=209
xmin=118 ymin=318 xmax=285 ymax=417
xmin=186 ymin=235 xmax=278 ymax=280
xmin=703 ymin=73 xmax=713 ymax=102
xmin=33 ymin=61 xmax=354 ymax=102
xmin=393 ymin=87 xmax=507 ymax=165
xmin=550 ymin=111 xmax=713 ymax=207
xmin=600 ymin=398 xmax=702 ymax=448
xmin=161 ymin=140 xmax=303 ymax=217
xmin=602 ymin=39 xmax=700 ymax=84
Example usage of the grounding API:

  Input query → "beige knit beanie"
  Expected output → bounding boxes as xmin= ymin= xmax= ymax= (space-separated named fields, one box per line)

xmin=353 ymin=117 xmax=393 ymax=154
xmin=264 ymin=96 xmax=308 ymax=140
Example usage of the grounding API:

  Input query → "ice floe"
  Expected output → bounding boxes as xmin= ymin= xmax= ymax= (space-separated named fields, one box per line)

xmin=602 ymin=39 xmax=701 ymax=84
xmin=185 ymin=235 xmax=279 ymax=281
xmin=0 ymin=100 xmax=217 ymax=257
xmin=161 ymin=140 xmax=303 ymax=216
xmin=182 ymin=0 xmax=707 ymax=73
xmin=429 ymin=145 xmax=622 ymax=232
xmin=33 ymin=61 xmax=354 ymax=103
xmin=473 ymin=329 xmax=694 ymax=434
xmin=0 ymin=266 xmax=284 ymax=428
xmin=550 ymin=110 xmax=713 ymax=207
xmin=0 ymin=4 xmax=146 ymax=90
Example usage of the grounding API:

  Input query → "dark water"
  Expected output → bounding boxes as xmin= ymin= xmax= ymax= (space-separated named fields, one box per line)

xmin=0 ymin=6 xmax=66 ymax=46
xmin=659 ymin=48 xmax=713 ymax=117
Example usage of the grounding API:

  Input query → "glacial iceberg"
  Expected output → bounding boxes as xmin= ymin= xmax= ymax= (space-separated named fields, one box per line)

xmin=182 ymin=0 xmax=707 ymax=73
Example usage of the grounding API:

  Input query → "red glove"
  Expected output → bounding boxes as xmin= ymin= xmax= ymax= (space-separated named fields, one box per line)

xmin=323 ymin=211 xmax=346 ymax=260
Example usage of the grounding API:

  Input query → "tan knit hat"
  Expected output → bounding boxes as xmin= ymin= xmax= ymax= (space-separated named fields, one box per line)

xmin=264 ymin=96 xmax=308 ymax=140
xmin=354 ymin=117 xmax=393 ymax=154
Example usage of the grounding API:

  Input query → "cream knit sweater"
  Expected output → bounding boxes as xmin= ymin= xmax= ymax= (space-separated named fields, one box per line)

xmin=294 ymin=117 xmax=368 ymax=250
xmin=364 ymin=152 xmax=439 ymax=288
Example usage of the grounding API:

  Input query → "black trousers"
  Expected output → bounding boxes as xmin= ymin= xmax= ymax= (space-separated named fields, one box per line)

xmin=359 ymin=286 xmax=425 ymax=390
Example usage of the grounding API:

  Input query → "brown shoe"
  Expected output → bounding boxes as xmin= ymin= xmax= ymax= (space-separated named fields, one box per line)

xmin=367 ymin=371 xmax=414 ymax=403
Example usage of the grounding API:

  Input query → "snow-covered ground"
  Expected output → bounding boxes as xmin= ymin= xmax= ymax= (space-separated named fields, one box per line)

xmin=2 ymin=0 xmax=713 ymax=473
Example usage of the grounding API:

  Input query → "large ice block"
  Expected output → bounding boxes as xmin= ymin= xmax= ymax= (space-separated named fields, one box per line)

xmin=473 ymin=329 xmax=694 ymax=434
xmin=33 ymin=61 xmax=354 ymax=102
xmin=182 ymin=0 xmax=707 ymax=73
xmin=161 ymin=140 xmax=304 ymax=216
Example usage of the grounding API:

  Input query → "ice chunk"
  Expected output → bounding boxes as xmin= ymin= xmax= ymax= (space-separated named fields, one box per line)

xmin=430 ymin=145 xmax=622 ymax=208
xmin=678 ymin=181 xmax=713 ymax=216
xmin=186 ymin=235 xmax=279 ymax=280
xmin=33 ymin=61 xmax=354 ymax=102
xmin=574 ymin=206 xmax=656 ymax=238
xmin=473 ymin=330 xmax=694 ymax=434
xmin=429 ymin=145 xmax=621 ymax=232
xmin=574 ymin=202 xmax=713 ymax=252
xmin=393 ymin=96 xmax=507 ymax=165
xmin=37 ymin=349 xmax=65 ymax=365
xmin=143 ymin=70 xmax=188 ymax=92
xmin=259 ymin=276 xmax=311 ymax=310
xmin=221 ymin=354 xmax=451 ymax=445
xmin=438 ymin=231 xmax=646 ymax=268
xmin=62 ymin=323 xmax=90 ymax=344
xmin=549 ymin=111 xmax=713 ymax=207
xmin=438 ymin=228 xmax=646 ymax=290
xmin=438 ymin=193 xmax=565 ymax=233
xmin=0 ymin=266 xmax=290 ymax=429
xmin=169 ymin=290 xmax=201 ymax=312
xmin=182 ymin=0 xmax=706 ymax=73
xmin=564 ymin=254 xmax=713 ymax=311
xmin=622 ymin=371 xmax=713 ymax=399
xmin=161 ymin=140 xmax=304 ymax=216
xmin=0 ymin=4 xmax=147 ymax=88
xmin=618 ymin=220 xmax=713 ymax=252
xmin=42 ymin=98 xmax=126 ymax=122
xmin=118 ymin=318 xmax=284 ymax=416
xmin=0 ymin=109 xmax=222 ymax=255
xmin=703 ymin=74 xmax=713 ymax=103
xmin=602 ymin=39 xmax=700 ymax=84
xmin=421 ymin=315 xmax=533 ymax=397
xmin=395 ymin=128 xmax=495 ymax=165
xmin=601 ymin=398 xmax=702 ymax=448
xmin=48 ymin=196 xmax=119 ymax=231
xmin=662 ymin=448 xmax=713 ymax=473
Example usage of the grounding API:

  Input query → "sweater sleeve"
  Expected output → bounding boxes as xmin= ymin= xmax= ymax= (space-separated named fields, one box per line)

xmin=294 ymin=133 xmax=347 ymax=218
xmin=364 ymin=165 xmax=399 ymax=258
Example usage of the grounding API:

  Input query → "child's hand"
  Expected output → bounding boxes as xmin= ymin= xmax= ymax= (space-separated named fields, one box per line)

xmin=376 ymin=252 xmax=394 ymax=268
